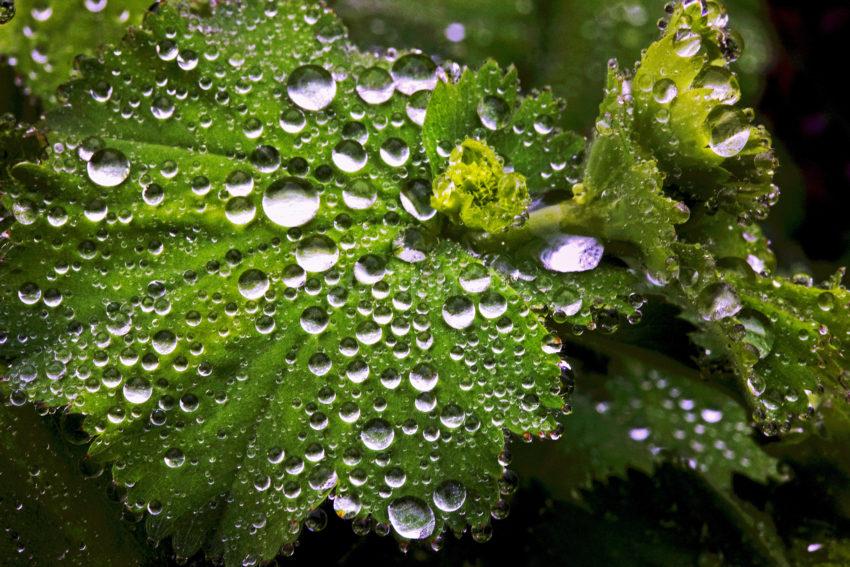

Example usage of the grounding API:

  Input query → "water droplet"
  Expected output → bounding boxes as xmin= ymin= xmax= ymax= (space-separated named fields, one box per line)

xmin=152 ymin=330 xmax=177 ymax=355
xmin=672 ymin=28 xmax=701 ymax=57
xmin=342 ymin=179 xmax=377 ymax=210
xmin=433 ymin=480 xmax=466 ymax=512
xmin=296 ymin=235 xmax=339 ymax=272
xmin=361 ymin=418 xmax=394 ymax=451
xmin=356 ymin=66 xmax=395 ymax=104
xmin=628 ymin=427 xmax=650 ymax=441
xmin=300 ymin=306 xmax=329 ymax=334
xmin=400 ymin=179 xmax=436 ymax=221
xmin=18 ymin=282 xmax=41 ymax=305
xmin=225 ymin=170 xmax=254 ymax=196
xmin=354 ymin=254 xmax=387 ymax=284
xmin=238 ymin=269 xmax=270 ymax=300
xmin=393 ymin=227 xmax=433 ymax=263
xmin=478 ymin=290 xmax=507 ymax=319
xmin=151 ymin=95 xmax=175 ymax=119
xmin=406 ymin=91 xmax=431 ymax=126
xmin=692 ymin=66 xmax=740 ymax=104
xmin=262 ymin=177 xmax=319 ymax=227
xmin=477 ymin=95 xmax=510 ymax=130
xmin=280 ymin=108 xmax=306 ymax=133
xmin=387 ymin=496 xmax=435 ymax=539
xmin=332 ymin=140 xmax=368 ymax=173
xmin=87 ymin=149 xmax=130 ymax=187
xmin=409 ymin=363 xmax=438 ymax=392
xmin=391 ymin=53 xmax=437 ymax=95
xmin=379 ymin=137 xmax=410 ymax=168
xmin=164 ymin=447 xmax=185 ymax=468
xmin=459 ymin=264 xmax=492 ymax=293
xmin=442 ymin=295 xmax=475 ymax=329
xmin=123 ymin=377 xmax=152 ymax=404
xmin=652 ymin=78 xmax=678 ymax=104
xmin=539 ymin=235 xmax=603 ymax=273
xmin=287 ymin=64 xmax=336 ymax=111
xmin=250 ymin=145 xmax=282 ymax=173
xmin=700 ymin=409 xmax=723 ymax=423
xmin=225 ymin=197 xmax=256 ymax=225
xmin=334 ymin=494 xmax=362 ymax=519
xmin=707 ymin=106 xmax=750 ymax=158
xmin=698 ymin=282 xmax=742 ymax=321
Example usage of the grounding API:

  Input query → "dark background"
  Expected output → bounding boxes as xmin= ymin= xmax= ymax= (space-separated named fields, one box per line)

xmin=760 ymin=1 xmax=850 ymax=267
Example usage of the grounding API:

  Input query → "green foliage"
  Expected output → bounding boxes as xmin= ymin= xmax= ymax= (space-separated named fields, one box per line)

xmin=0 ymin=0 xmax=152 ymax=103
xmin=0 ymin=0 xmax=849 ymax=565
xmin=0 ymin=402 xmax=150 ymax=565
xmin=431 ymin=138 xmax=529 ymax=233
xmin=0 ymin=1 xmax=565 ymax=564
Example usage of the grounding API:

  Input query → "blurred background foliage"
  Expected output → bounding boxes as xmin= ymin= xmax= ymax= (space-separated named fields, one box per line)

xmin=2 ymin=0 xmax=850 ymax=565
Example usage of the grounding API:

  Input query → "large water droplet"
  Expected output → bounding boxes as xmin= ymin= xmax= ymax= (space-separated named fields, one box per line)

xmin=87 ymin=149 xmax=130 ymax=187
xmin=391 ymin=53 xmax=437 ymax=95
xmin=698 ymin=282 xmax=743 ymax=321
xmin=356 ymin=66 xmax=395 ymax=104
xmin=400 ymin=179 xmax=436 ymax=221
xmin=300 ymin=306 xmax=329 ymax=334
xmin=477 ymin=95 xmax=510 ymax=130
xmin=459 ymin=264 xmax=491 ymax=293
xmin=296 ymin=235 xmax=339 ymax=272
xmin=152 ymin=330 xmax=177 ymax=355
xmin=354 ymin=254 xmax=387 ymax=285
xmin=387 ymin=496 xmax=435 ymax=539
xmin=238 ymin=269 xmax=270 ymax=300
xmin=332 ymin=140 xmax=368 ymax=173
xmin=433 ymin=480 xmax=466 ymax=512
xmin=225 ymin=197 xmax=256 ymax=225
xmin=539 ymin=235 xmax=603 ymax=272
xmin=225 ymin=170 xmax=254 ymax=196
xmin=442 ymin=295 xmax=475 ymax=329
xmin=361 ymin=418 xmax=394 ymax=451
xmin=380 ymin=138 xmax=410 ymax=167
xmin=409 ymin=363 xmax=438 ymax=392
xmin=287 ymin=64 xmax=336 ymax=111
xmin=707 ymin=106 xmax=750 ymax=158
xmin=333 ymin=494 xmax=362 ymax=519
xmin=123 ymin=377 xmax=152 ymax=404
xmin=164 ymin=447 xmax=185 ymax=468
xmin=342 ymin=179 xmax=377 ymax=210
xmin=262 ymin=177 xmax=319 ymax=227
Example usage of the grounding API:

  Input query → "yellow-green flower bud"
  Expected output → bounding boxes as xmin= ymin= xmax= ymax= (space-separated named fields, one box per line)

xmin=431 ymin=138 xmax=529 ymax=233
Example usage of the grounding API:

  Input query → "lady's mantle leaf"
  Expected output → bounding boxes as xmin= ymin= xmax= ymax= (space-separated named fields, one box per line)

xmin=0 ymin=2 xmax=564 ymax=564
xmin=0 ymin=0 xmax=153 ymax=103
xmin=630 ymin=0 xmax=777 ymax=222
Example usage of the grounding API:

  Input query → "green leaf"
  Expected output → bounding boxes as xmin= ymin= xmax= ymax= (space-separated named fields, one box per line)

xmin=535 ymin=67 xmax=691 ymax=282
xmin=519 ymin=354 xmax=778 ymax=495
xmin=0 ymin=0 xmax=152 ymax=103
xmin=0 ymin=402 xmax=150 ymax=565
xmin=699 ymin=272 xmax=850 ymax=435
xmin=0 ymin=1 xmax=565 ymax=564
xmin=541 ymin=0 xmax=775 ymax=132
xmin=422 ymin=59 xmax=585 ymax=196
xmin=630 ymin=0 xmax=777 ymax=222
